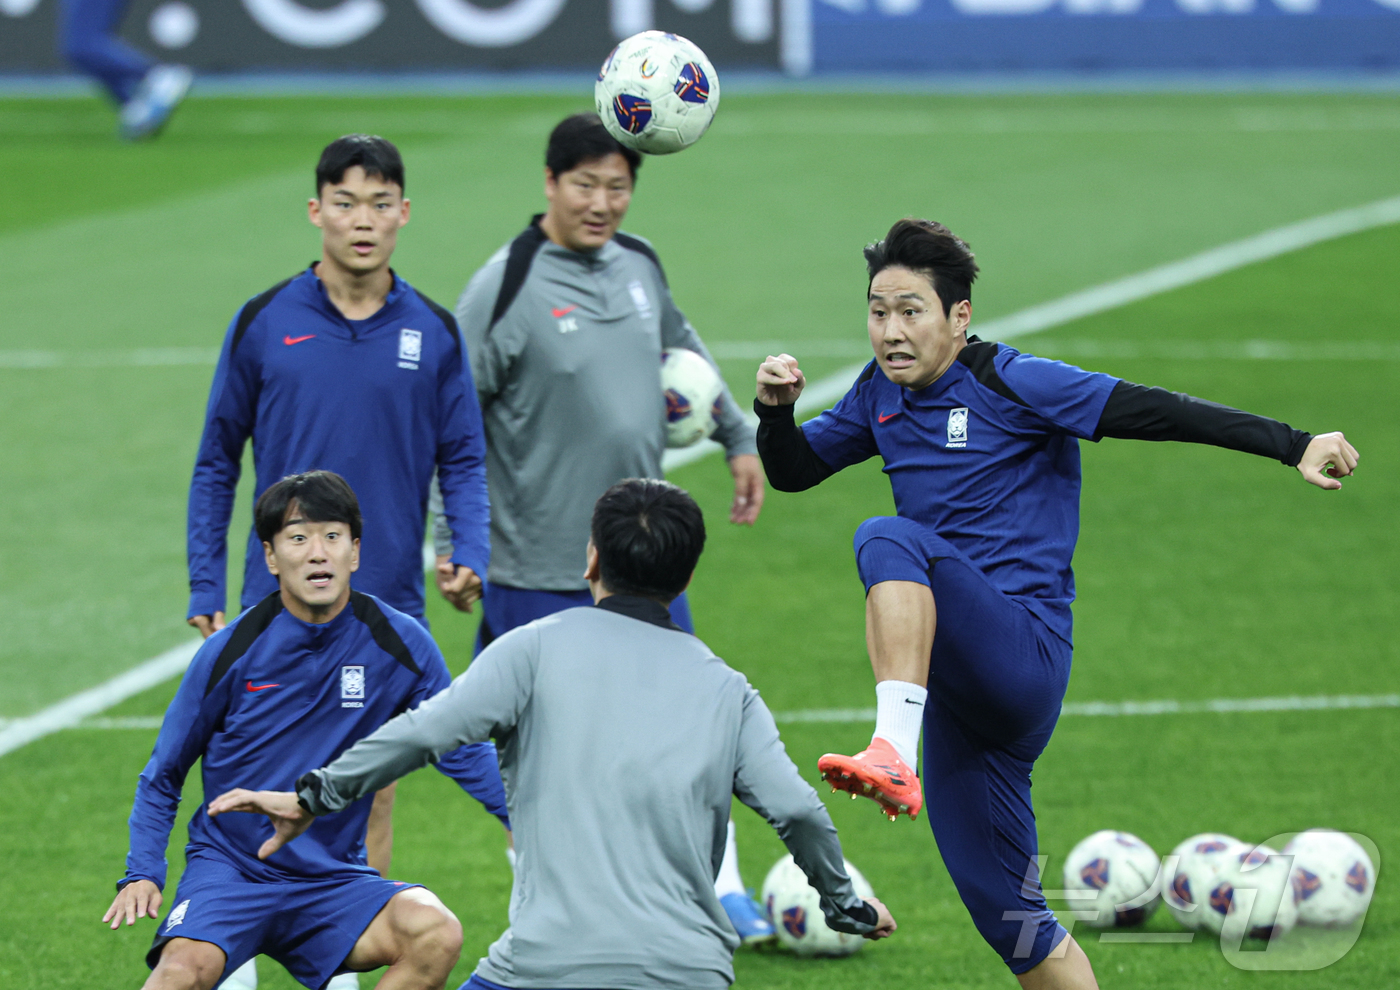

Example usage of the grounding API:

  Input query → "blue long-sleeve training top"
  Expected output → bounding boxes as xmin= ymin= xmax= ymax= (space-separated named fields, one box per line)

xmin=122 ymin=590 xmax=509 ymax=890
xmin=188 ymin=266 xmax=490 ymax=620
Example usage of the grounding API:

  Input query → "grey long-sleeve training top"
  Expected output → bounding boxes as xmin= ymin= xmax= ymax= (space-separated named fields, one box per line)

xmin=298 ymin=596 xmax=876 ymax=990
xmin=432 ymin=225 xmax=756 ymax=591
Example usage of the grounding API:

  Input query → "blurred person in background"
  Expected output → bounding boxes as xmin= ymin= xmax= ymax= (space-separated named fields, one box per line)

xmin=61 ymin=0 xmax=192 ymax=139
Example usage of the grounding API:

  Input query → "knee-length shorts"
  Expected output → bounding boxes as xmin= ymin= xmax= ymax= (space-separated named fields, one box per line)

xmin=855 ymin=515 xmax=1073 ymax=975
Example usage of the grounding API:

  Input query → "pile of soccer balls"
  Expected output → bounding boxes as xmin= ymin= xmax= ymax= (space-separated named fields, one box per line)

xmin=1063 ymin=828 xmax=1376 ymax=939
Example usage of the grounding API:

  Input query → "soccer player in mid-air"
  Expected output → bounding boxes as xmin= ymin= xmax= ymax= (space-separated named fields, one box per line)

xmin=104 ymin=472 xmax=508 ymax=990
xmin=429 ymin=113 xmax=773 ymax=940
xmin=754 ymin=218 xmax=1358 ymax=987
xmin=212 ymin=479 xmax=897 ymax=990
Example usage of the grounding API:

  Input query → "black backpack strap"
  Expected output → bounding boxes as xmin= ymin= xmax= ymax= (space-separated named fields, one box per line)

xmin=489 ymin=216 xmax=550 ymax=329
xmin=613 ymin=231 xmax=668 ymax=287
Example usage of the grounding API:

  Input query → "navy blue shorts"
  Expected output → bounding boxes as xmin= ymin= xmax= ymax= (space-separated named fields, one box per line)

xmin=855 ymin=516 xmax=1072 ymax=975
xmin=476 ymin=582 xmax=693 ymax=654
xmin=146 ymin=858 xmax=416 ymax=988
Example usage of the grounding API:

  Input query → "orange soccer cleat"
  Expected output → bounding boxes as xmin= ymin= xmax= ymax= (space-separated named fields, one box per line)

xmin=818 ymin=737 xmax=923 ymax=822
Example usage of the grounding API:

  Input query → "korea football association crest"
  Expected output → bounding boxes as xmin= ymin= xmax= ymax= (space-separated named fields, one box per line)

xmin=947 ymin=407 xmax=969 ymax=448
xmin=165 ymin=899 xmax=190 ymax=932
xmin=398 ymin=328 xmax=422 ymax=370
xmin=341 ymin=665 xmax=366 ymax=708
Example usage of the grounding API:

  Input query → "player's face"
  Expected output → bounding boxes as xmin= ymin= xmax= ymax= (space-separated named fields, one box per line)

xmin=542 ymin=154 xmax=633 ymax=252
xmin=308 ymin=166 xmax=410 ymax=276
xmin=868 ymin=267 xmax=971 ymax=390
xmin=263 ymin=509 xmax=360 ymax=620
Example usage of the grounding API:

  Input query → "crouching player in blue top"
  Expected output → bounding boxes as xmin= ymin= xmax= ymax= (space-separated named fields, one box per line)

xmin=103 ymin=471 xmax=510 ymax=990
xmin=754 ymin=218 xmax=1359 ymax=988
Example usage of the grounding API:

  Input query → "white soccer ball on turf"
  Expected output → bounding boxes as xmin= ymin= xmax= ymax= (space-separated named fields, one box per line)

xmin=595 ymin=31 xmax=720 ymax=155
xmin=1061 ymin=830 xmax=1162 ymax=928
xmin=761 ymin=854 xmax=874 ymax=957
xmin=1162 ymin=833 xmax=1246 ymax=931
xmin=1204 ymin=844 xmax=1299 ymax=941
xmin=660 ymin=347 xmax=723 ymax=448
xmin=1284 ymin=829 xmax=1376 ymax=928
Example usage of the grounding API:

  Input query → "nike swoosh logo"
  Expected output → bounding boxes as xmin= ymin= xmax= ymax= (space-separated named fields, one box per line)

xmin=246 ymin=681 xmax=281 ymax=692
xmin=878 ymin=411 xmax=900 ymax=423
xmin=283 ymin=335 xmax=315 ymax=346
xmin=551 ymin=306 xmax=576 ymax=318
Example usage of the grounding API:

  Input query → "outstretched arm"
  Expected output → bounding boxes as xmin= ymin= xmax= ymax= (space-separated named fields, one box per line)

xmin=1094 ymin=381 xmax=1358 ymax=489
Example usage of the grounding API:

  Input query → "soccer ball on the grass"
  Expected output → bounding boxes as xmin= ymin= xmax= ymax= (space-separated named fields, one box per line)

xmin=761 ymin=854 xmax=875 ymax=957
xmin=1284 ymin=829 xmax=1376 ymax=928
xmin=595 ymin=31 xmax=720 ymax=155
xmin=660 ymin=347 xmax=723 ymax=448
xmin=1162 ymin=833 xmax=1246 ymax=931
xmin=1062 ymin=830 xmax=1162 ymax=928
xmin=1204 ymin=844 xmax=1299 ymax=940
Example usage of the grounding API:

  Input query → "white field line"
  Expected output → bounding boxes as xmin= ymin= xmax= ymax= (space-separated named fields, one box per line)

xmin=21 ymin=693 xmax=1394 ymax=732
xmin=0 ymin=640 xmax=198 ymax=758
xmin=9 ymin=196 xmax=1400 ymax=761
xmin=773 ymin=693 xmax=1400 ymax=724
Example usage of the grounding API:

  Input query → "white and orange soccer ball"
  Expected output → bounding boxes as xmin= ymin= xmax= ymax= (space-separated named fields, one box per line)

xmin=761 ymin=854 xmax=874 ymax=957
xmin=1061 ymin=830 xmax=1162 ymax=928
xmin=1203 ymin=844 xmax=1299 ymax=940
xmin=1285 ymin=829 xmax=1376 ymax=928
xmin=660 ymin=347 xmax=723 ymax=448
xmin=595 ymin=31 xmax=720 ymax=155
xmin=1162 ymin=833 xmax=1247 ymax=931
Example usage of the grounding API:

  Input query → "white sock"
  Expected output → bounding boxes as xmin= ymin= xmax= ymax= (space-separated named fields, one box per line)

xmin=325 ymin=974 xmax=361 ymax=990
xmin=713 ymin=819 xmax=745 ymax=898
xmin=220 ymin=959 xmax=257 ymax=990
xmin=873 ymin=680 xmax=926 ymax=770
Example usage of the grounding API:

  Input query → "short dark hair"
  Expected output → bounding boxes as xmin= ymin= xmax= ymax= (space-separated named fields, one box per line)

xmin=255 ymin=471 xmax=363 ymax=545
xmin=546 ymin=113 xmax=641 ymax=182
xmin=315 ymin=134 xmax=405 ymax=196
xmin=591 ymin=479 xmax=705 ymax=601
xmin=864 ymin=218 xmax=980 ymax=316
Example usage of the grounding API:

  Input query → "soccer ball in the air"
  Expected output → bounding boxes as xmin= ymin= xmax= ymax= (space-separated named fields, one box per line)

xmin=1162 ymin=833 xmax=1246 ymax=931
xmin=1284 ymin=829 xmax=1375 ymax=928
xmin=595 ymin=31 xmax=720 ymax=155
xmin=1061 ymin=830 xmax=1162 ymax=928
xmin=761 ymin=854 xmax=875 ymax=957
xmin=1205 ymin=844 xmax=1299 ymax=940
xmin=660 ymin=347 xmax=723 ymax=448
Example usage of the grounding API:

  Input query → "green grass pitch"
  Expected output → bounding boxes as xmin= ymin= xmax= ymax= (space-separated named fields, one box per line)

xmin=0 ymin=92 xmax=1396 ymax=988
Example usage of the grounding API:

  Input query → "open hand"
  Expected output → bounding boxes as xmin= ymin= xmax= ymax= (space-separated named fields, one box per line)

xmin=757 ymin=354 xmax=805 ymax=407
xmin=102 ymin=878 xmax=161 ymax=930
xmin=207 ymin=789 xmax=314 ymax=860
xmin=1297 ymin=432 xmax=1359 ymax=490
xmin=435 ymin=558 xmax=482 ymax=613
xmin=863 ymin=895 xmax=897 ymax=939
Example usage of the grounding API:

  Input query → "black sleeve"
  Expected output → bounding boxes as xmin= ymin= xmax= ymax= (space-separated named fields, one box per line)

xmin=1094 ymin=381 xmax=1313 ymax=467
xmin=754 ymin=399 xmax=837 ymax=492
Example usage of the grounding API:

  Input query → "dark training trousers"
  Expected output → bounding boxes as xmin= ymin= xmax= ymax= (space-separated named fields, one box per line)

xmin=61 ymin=0 xmax=152 ymax=104
xmin=855 ymin=515 xmax=1072 ymax=975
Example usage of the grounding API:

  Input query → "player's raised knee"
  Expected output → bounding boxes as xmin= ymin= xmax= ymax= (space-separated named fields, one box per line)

xmin=854 ymin=516 xmax=937 ymax=590
xmin=392 ymin=888 xmax=463 ymax=965
xmin=149 ymin=938 xmax=226 ymax=990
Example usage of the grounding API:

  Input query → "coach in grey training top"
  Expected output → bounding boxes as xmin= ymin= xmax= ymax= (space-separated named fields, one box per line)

xmin=242 ymin=480 xmax=893 ymax=989
xmin=432 ymin=115 xmax=759 ymax=598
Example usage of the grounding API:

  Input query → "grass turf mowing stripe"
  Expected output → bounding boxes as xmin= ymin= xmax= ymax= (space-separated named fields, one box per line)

xmin=8 ymin=193 xmax=1397 ymax=759
xmin=773 ymin=693 xmax=1400 ymax=723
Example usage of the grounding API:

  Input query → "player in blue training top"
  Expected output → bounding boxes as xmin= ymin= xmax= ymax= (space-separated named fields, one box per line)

xmin=754 ymin=218 xmax=1359 ymax=987
xmin=186 ymin=133 xmax=490 ymax=637
xmin=104 ymin=471 xmax=509 ymax=990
